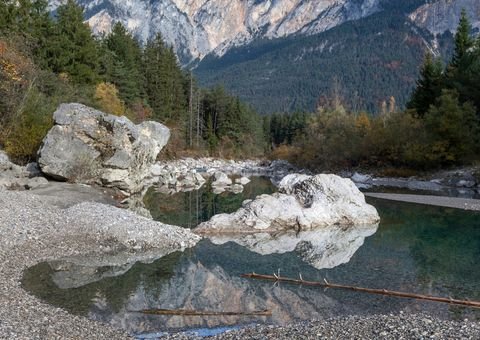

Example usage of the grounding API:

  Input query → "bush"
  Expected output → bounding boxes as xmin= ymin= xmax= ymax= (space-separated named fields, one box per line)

xmin=95 ymin=82 xmax=126 ymax=116
xmin=2 ymin=88 xmax=53 ymax=163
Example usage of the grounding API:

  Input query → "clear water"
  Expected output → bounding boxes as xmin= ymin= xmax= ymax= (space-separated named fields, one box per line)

xmin=22 ymin=180 xmax=480 ymax=337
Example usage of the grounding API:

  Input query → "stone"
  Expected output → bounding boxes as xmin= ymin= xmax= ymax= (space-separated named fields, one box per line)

xmin=37 ymin=103 xmax=170 ymax=194
xmin=228 ymin=184 xmax=244 ymax=193
xmin=212 ymin=171 xmax=232 ymax=186
xmin=195 ymin=173 xmax=380 ymax=234
xmin=351 ymin=172 xmax=372 ymax=184
xmin=25 ymin=162 xmax=42 ymax=178
xmin=150 ymin=163 xmax=163 ymax=177
xmin=0 ymin=150 xmax=10 ymax=164
xmin=0 ymin=150 xmax=49 ymax=190
xmin=235 ymin=176 xmax=251 ymax=185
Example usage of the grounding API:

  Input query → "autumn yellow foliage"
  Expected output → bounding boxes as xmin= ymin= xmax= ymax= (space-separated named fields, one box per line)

xmin=94 ymin=82 xmax=126 ymax=116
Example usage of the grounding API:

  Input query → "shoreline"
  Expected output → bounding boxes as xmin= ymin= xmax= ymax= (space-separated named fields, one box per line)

xmin=366 ymin=192 xmax=480 ymax=211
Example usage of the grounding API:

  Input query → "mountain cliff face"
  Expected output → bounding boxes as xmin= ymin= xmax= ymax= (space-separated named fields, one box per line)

xmin=48 ymin=0 xmax=381 ymax=63
xmin=409 ymin=0 xmax=480 ymax=35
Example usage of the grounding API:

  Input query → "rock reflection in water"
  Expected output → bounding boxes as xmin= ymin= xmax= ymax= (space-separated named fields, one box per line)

xmin=23 ymin=222 xmax=377 ymax=335
xmin=207 ymin=224 xmax=378 ymax=269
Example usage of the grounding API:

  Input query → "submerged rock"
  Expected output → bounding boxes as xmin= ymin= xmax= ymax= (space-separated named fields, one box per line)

xmin=195 ymin=173 xmax=380 ymax=234
xmin=38 ymin=103 xmax=170 ymax=194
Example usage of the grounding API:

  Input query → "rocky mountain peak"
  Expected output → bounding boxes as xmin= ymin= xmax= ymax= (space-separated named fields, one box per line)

xmin=48 ymin=0 xmax=381 ymax=63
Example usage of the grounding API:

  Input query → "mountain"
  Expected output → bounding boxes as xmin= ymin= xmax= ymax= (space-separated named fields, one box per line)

xmin=47 ymin=0 xmax=479 ymax=114
xmin=48 ymin=0 xmax=382 ymax=63
xmin=194 ymin=0 xmax=479 ymax=113
xmin=409 ymin=0 xmax=480 ymax=36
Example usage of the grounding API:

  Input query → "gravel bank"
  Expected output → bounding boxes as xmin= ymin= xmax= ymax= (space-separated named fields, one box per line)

xmin=365 ymin=193 xmax=480 ymax=211
xmin=162 ymin=313 xmax=480 ymax=339
xmin=0 ymin=188 xmax=199 ymax=339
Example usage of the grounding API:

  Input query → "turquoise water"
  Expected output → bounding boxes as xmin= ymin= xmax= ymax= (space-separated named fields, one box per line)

xmin=22 ymin=183 xmax=480 ymax=336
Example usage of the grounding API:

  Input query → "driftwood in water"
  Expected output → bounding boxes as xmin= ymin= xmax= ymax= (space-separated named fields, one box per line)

xmin=241 ymin=272 xmax=480 ymax=309
xmin=130 ymin=308 xmax=272 ymax=317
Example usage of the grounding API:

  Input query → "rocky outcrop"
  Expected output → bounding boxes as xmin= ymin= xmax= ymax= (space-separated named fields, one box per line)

xmin=37 ymin=103 xmax=170 ymax=194
xmin=0 ymin=150 xmax=48 ymax=190
xmin=195 ymin=173 xmax=380 ymax=234
xmin=409 ymin=0 xmax=480 ymax=36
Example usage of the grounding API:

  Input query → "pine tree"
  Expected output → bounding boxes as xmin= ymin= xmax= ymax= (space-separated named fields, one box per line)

xmin=103 ymin=22 xmax=143 ymax=104
xmin=450 ymin=9 xmax=474 ymax=69
xmin=47 ymin=0 xmax=99 ymax=84
xmin=143 ymin=34 xmax=186 ymax=122
xmin=407 ymin=52 xmax=443 ymax=117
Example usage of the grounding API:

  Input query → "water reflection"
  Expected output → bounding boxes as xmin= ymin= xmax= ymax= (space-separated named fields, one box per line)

xmin=143 ymin=176 xmax=276 ymax=228
xmin=22 ymin=194 xmax=480 ymax=336
xmin=207 ymin=224 xmax=378 ymax=269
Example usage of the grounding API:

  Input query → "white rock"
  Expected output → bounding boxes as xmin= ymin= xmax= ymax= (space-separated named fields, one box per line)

xmin=195 ymin=173 xmax=380 ymax=234
xmin=212 ymin=171 xmax=232 ymax=186
xmin=235 ymin=176 xmax=251 ymax=185
xmin=351 ymin=172 xmax=372 ymax=184
xmin=228 ymin=184 xmax=244 ymax=194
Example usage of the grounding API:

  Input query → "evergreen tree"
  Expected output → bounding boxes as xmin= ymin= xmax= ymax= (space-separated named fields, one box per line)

xmin=407 ymin=52 xmax=443 ymax=117
xmin=47 ymin=0 xmax=99 ymax=84
xmin=0 ymin=1 xmax=15 ymax=32
xmin=450 ymin=9 xmax=474 ymax=69
xmin=103 ymin=22 xmax=143 ymax=104
xmin=143 ymin=34 xmax=185 ymax=122
xmin=424 ymin=89 xmax=479 ymax=164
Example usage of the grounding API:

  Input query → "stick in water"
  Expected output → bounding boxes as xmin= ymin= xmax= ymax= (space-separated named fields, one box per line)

xmin=129 ymin=308 xmax=272 ymax=317
xmin=241 ymin=272 xmax=480 ymax=309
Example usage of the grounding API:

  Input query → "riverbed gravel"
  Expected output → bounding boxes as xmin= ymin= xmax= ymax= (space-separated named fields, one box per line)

xmin=163 ymin=313 xmax=480 ymax=339
xmin=1 ymin=186 xmax=480 ymax=339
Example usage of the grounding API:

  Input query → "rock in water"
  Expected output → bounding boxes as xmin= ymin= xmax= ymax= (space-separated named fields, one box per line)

xmin=211 ymin=171 xmax=232 ymax=187
xmin=38 ymin=103 xmax=170 ymax=194
xmin=195 ymin=173 xmax=380 ymax=234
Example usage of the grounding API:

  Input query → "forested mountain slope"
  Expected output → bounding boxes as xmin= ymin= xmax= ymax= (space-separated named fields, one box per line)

xmin=195 ymin=9 xmax=452 ymax=113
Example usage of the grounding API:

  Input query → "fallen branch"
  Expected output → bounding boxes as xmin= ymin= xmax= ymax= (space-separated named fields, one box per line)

xmin=241 ymin=273 xmax=480 ymax=309
xmin=129 ymin=308 xmax=272 ymax=317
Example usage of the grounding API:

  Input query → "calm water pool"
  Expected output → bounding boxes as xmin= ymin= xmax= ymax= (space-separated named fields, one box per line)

xmin=22 ymin=180 xmax=480 ymax=336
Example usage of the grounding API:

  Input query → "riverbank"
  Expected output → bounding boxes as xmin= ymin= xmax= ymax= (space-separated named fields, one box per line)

xmin=366 ymin=193 xmax=480 ymax=211
xmin=0 ymin=188 xmax=199 ymax=339
xmin=162 ymin=313 xmax=480 ymax=339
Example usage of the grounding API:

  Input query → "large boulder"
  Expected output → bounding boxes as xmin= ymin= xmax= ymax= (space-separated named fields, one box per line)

xmin=38 ymin=103 xmax=170 ymax=194
xmin=195 ymin=173 xmax=380 ymax=234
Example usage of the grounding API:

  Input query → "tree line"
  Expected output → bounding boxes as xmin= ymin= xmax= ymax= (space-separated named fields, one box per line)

xmin=0 ymin=0 xmax=266 ymax=163
xmin=267 ymin=10 xmax=480 ymax=172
